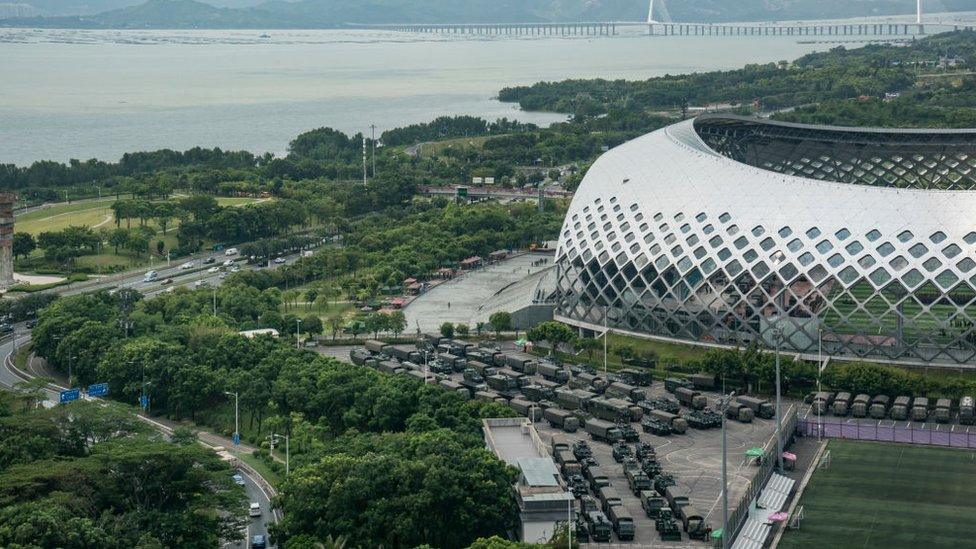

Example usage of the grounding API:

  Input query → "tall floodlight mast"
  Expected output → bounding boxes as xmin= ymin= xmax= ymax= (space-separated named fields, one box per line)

xmin=917 ymin=0 xmax=923 ymax=24
xmin=647 ymin=0 xmax=656 ymax=23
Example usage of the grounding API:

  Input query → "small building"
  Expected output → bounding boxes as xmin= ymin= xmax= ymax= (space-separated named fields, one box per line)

xmin=387 ymin=297 xmax=407 ymax=309
xmin=483 ymin=418 xmax=574 ymax=543
xmin=489 ymin=249 xmax=509 ymax=262
xmin=460 ymin=256 xmax=483 ymax=269
xmin=435 ymin=267 xmax=455 ymax=279
xmin=405 ymin=281 xmax=423 ymax=295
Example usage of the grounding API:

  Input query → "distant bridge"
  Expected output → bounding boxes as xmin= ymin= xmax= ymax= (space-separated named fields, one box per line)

xmin=379 ymin=0 xmax=974 ymax=38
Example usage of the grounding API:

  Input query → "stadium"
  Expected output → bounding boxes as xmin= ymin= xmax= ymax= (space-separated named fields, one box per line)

xmin=553 ymin=114 xmax=976 ymax=366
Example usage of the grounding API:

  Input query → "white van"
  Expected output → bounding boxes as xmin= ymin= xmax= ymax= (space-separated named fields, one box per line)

xmin=224 ymin=248 xmax=239 ymax=256
xmin=143 ymin=270 xmax=158 ymax=282
xmin=249 ymin=502 xmax=261 ymax=517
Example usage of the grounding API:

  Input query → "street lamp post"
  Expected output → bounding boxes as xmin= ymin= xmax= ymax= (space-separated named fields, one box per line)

xmin=224 ymin=391 xmax=239 ymax=446
xmin=68 ymin=355 xmax=76 ymax=388
xmin=295 ymin=318 xmax=303 ymax=349
xmin=603 ymin=304 xmax=609 ymax=373
xmin=718 ymin=390 xmax=736 ymax=549
xmin=272 ymin=433 xmax=290 ymax=475
xmin=773 ymin=325 xmax=784 ymax=472
xmin=817 ymin=328 xmax=823 ymax=442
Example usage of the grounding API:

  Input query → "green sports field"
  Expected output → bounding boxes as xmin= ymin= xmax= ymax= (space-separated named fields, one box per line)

xmin=779 ymin=440 xmax=976 ymax=548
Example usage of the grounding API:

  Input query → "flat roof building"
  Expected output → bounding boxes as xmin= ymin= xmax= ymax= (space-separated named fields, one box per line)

xmin=483 ymin=418 xmax=574 ymax=543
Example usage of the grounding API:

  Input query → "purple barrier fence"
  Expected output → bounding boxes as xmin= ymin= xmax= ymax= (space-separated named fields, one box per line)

xmin=799 ymin=417 xmax=976 ymax=449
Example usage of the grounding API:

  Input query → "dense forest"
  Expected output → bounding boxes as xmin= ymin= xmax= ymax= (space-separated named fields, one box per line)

xmin=0 ymin=393 xmax=245 ymax=548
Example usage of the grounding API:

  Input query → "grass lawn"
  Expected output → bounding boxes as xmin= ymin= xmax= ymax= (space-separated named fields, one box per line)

xmin=779 ymin=440 xmax=976 ymax=549
xmin=282 ymin=301 xmax=355 ymax=319
xmin=16 ymin=195 xmax=270 ymax=235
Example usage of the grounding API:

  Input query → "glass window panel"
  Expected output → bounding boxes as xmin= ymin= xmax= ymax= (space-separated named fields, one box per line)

xmin=835 ymin=228 xmax=851 ymax=240
xmin=908 ymin=243 xmax=928 ymax=258
xmin=858 ymin=255 xmax=877 ymax=269
xmin=958 ymin=258 xmax=976 ymax=273
xmin=929 ymin=231 xmax=947 ymax=244
xmin=846 ymin=241 xmax=864 ymax=255
xmin=734 ymin=236 xmax=749 ymax=249
xmin=828 ymin=253 xmax=845 ymax=268
xmin=806 ymin=227 xmax=821 ymax=239
xmin=889 ymin=256 xmax=908 ymax=271
xmin=897 ymin=230 xmax=914 ymax=243
xmin=877 ymin=242 xmax=895 ymax=257
xmin=798 ymin=252 xmax=814 ymax=266
xmin=787 ymin=238 xmax=803 ymax=252
xmin=719 ymin=212 xmax=731 ymax=223
xmin=778 ymin=226 xmax=792 ymax=238
xmin=816 ymin=240 xmax=833 ymax=253
xmin=744 ymin=249 xmax=758 ymax=263
xmin=718 ymin=248 xmax=732 ymax=261
xmin=866 ymin=229 xmax=882 ymax=241
xmin=943 ymin=244 xmax=961 ymax=258
xmin=902 ymin=269 xmax=924 ymax=287
xmin=696 ymin=212 xmax=707 ymax=222
xmin=760 ymin=237 xmax=776 ymax=251
xmin=923 ymin=257 xmax=943 ymax=272
xmin=869 ymin=268 xmax=891 ymax=285
xmin=752 ymin=225 xmax=765 ymax=237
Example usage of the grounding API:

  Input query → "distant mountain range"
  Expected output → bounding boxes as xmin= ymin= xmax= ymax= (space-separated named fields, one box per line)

xmin=2 ymin=0 xmax=973 ymax=28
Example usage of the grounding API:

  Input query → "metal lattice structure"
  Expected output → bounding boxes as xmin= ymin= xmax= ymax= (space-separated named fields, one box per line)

xmin=554 ymin=116 xmax=976 ymax=366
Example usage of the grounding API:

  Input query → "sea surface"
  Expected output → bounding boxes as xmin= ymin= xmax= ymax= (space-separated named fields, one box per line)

xmin=0 ymin=19 xmax=965 ymax=166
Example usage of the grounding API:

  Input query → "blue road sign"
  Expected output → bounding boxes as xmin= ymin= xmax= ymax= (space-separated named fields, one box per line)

xmin=139 ymin=394 xmax=149 ymax=410
xmin=232 ymin=432 xmax=241 ymax=446
xmin=59 ymin=389 xmax=80 ymax=404
xmin=88 ymin=383 xmax=109 ymax=397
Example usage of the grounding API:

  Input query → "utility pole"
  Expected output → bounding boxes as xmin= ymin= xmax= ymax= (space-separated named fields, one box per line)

xmin=225 ymin=392 xmax=239 ymax=446
xmin=212 ymin=288 xmax=217 ymax=317
xmin=719 ymin=390 xmax=736 ymax=549
xmin=68 ymin=355 xmax=76 ymax=387
xmin=295 ymin=318 xmax=303 ymax=349
xmin=362 ymin=136 xmax=368 ymax=186
xmin=272 ymin=434 xmax=290 ymax=475
xmin=917 ymin=0 xmax=923 ymax=24
xmin=774 ymin=325 xmax=784 ymax=472
xmin=603 ymin=304 xmax=609 ymax=373
xmin=370 ymin=124 xmax=377 ymax=177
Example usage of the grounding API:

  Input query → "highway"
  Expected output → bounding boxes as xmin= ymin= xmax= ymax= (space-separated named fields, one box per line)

xmin=0 ymin=330 xmax=277 ymax=548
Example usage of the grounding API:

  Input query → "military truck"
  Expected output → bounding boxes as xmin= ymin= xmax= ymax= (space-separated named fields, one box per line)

xmin=680 ymin=505 xmax=707 ymax=539
xmin=608 ymin=504 xmax=636 ymax=541
xmin=555 ymin=388 xmax=596 ymax=411
xmin=961 ymin=396 xmax=975 ymax=425
xmin=473 ymin=390 xmax=501 ymax=403
xmin=555 ymin=449 xmax=582 ymax=477
xmin=737 ymin=395 xmax=775 ymax=419
xmin=377 ymin=360 xmax=404 ymax=376
xmin=551 ymin=434 xmax=570 ymax=455
xmin=675 ymin=387 xmax=708 ymax=410
xmin=726 ymin=402 xmax=755 ymax=423
xmin=811 ymin=391 xmax=834 ymax=415
xmin=486 ymin=374 xmax=519 ymax=395
xmin=665 ymin=377 xmax=692 ymax=393
xmin=690 ymin=373 xmax=717 ymax=390
xmin=585 ymin=466 xmax=611 ymax=491
xmin=496 ymin=367 xmax=528 ymax=387
xmin=640 ymin=396 xmax=681 ymax=414
xmin=588 ymin=396 xmax=641 ymax=423
xmin=467 ymin=360 xmax=495 ymax=378
xmin=649 ymin=409 xmax=688 ymax=434
xmin=597 ymin=485 xmax=622 ymax=516
xmin=509 ymin=398 xmax=542 ymax=421
xmin=606 ymin=381 xmax=646 ymax=403
xmin=437 ymin=379 xmax=469 ymax=399
xmin=934 ymin=398 xmax=952 ymax=423
xmin=537 ymin=361 xmax=570 ymax=383
xmin=640 ymin=491 xmax=666 ymax=517
xmin=851 ymin=393 xmax=871 ymax=418
xmin=460 ymin=369 xmax=486 ymax=392
xmin=656 ymin=515 xmax=682 ymax=541
xmin=521 ymin=384 xmax=553 ymax=402
xmin=349 ymin=348 xmax=370 ymax=366
xmin=832 ymin=392 xmax=852 ymax=416
xmin=611 ymin=442 xmax=633 ymax=463
xmin=570 ymin=372 xmax=608 ymax=393
xmin=869 ymin=395 xmax=891 ymax=419
xmin=499 ymin=352 xmax=537 ymax=374
xmin=626 ymin=469 xmax=653 ymax=495
xmin=585 ymin=511 xmax=613 ymax=542
xmin=664 ymin=485 xmax=690 ymax=514
xmin=890 ymin=396 xmax=911 ymax=421
xmin=544 ymin=407 xmax=580 ymax=432
xmin=911 ymin=397 xmax=930 ymax=421
xmin=585 ymin=418 xmax=624 ymax=443
xmin=683 ymin=409 xmax=722 ymax=429
xmin=618 ymin=368 xmax=653 ymax=387
xmin=364 ymin=339 xmax=389 ymax=355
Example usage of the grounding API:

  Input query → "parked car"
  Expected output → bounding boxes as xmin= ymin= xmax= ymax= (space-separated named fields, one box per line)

xmin=273 ymin=257 xmax=287 ymax=264
xmin=232 ymin=473 xmax=245 ymax=486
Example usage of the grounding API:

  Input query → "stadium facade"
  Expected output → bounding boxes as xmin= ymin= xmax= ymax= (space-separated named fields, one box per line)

xmin=554 ymin=115 xmax=976 ymax=366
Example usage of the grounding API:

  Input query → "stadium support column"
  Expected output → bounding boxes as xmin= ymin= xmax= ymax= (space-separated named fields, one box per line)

xmin=0 ymin=193 xmax=14 ymax=289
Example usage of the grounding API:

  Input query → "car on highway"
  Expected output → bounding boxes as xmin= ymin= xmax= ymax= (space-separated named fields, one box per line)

xmin=225 ymin=247 xmax=239 ymax=256
xmin=231 ymin=266 xmax=241 ymax=273
xmin=223 ymin=259 xmax=235 ymax=267
xmin=195 ymin=280 xmax=208 ymax=288
xmin=25 ymin=319 xmax=37 ymax=328
xmin=220 ymin=272 xmax=228 ymax=279
xmin=161 ymin=278 xmax=173 ymax=285
xmin=249 ymin=502 xmax=262 ymax=517
xmin=232 ymin=473 xmax=245 ymax=486
xmin=273 ymin=257 xmax=286 ymax=264
xmin=0 ymin=324 xmax=13 ymax=334
xmin=208 ymin=266 xmax=220 ymax=273
xmin=143 ymin=270 xmax=158 ymax=282
xmin=180 ymin=261 xmax=194 ymax=270
xmin=251 ymin=534 xmax=266 ymax=549
xmin=204 ymin=257 xmax=216 ymax=264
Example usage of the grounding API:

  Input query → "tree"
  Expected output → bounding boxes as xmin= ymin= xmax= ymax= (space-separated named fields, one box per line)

xmin=439 ymin=322 xmax=454 ymax=339
xmin=526 ymin=321 xmax=575 ymax=356
xmin=365 ymin=313 xmax=388 ymax=339
xmin=12 ymin=232 xmax=35 ymax=260
xmin=614 ymin=344 xmax=635 ymax=363
xmin=455 ymin=323 xmax=470 ymax=337
xmin=109 ymin=228 xmax=129 ymax=255
xmin=475 ymin=322 xmax=486 ymax=336
xmin=327 ymin=315 xmax=343 ymax=343
xmin=388 ymin=311 xmax=407 ymax=339
xmin=153 ymin=202 xmax=178 ymax=234
xmin=305 ymin=288 xmax=319 ymax=310
xmin=303 ymin=314 xmax=323 ymax=336
xmin=488 ymin=311 xmax=512 ymax=337
xmin=575 ymin=337 xmax=601 ymax=363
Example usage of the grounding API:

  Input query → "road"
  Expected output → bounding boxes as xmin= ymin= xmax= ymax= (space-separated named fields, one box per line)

xmin=0 ymin=330 xmax=277 ymax=548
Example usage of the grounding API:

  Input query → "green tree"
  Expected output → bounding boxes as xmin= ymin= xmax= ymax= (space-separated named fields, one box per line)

xmin=388 ymin=310 xmax=407 ymax=339
xmin=527 ymin=321 xmax=576 ymax=356
xmin=12 ymin=232 xmax=36 ymax=260
xmin=455 ymin=323 xmax=470 ymax=337
xmin=575 ymin=336 xmax=601 ymax=363
xmin=488 ymin=311 xmax=512 ymax=337
xmin=440 ymin=322 xmax=455 ymax=339
xmin=303 ymin=314 xmax=324 ymax=336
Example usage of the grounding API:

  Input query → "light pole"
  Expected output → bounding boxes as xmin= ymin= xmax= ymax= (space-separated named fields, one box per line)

xmin=603 ymin=304 xmax=609 ymax=373
xmin=224 ymin=391 xmax=239 ymax=446
xmin=68 ymin=355 xmax=76 ymax=388
xmin=817 ymin=328 xmax=823 ymax=442
xmin=718 ymin=390 xmax=736 ymax=549
xmin=773 ymin=325 xmax=784 ymax=472
xmin=212 ymin=288 xmax=217 ymax=317
xmin=295 ymin=318 xmax=303 ymax=349
xmin=369 ymin=124 xmax=376 ymax=177
xmin=272 ymin=433 xmax=290 ymax=475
